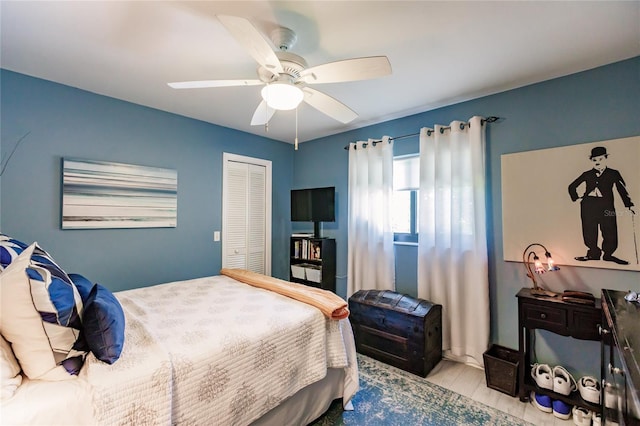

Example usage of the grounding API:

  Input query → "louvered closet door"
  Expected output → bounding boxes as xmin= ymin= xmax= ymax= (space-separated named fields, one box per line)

xmin=223 ymin=158 xmax=267 ymax=274
xmin=247 ymin=165 xmax=266 ymax=273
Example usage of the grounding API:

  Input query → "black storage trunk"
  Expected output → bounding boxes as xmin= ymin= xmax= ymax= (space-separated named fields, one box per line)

xmin=349 ymin=289 xmax=442 ymax=377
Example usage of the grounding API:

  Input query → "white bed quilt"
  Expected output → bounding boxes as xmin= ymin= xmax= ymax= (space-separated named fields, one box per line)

xmin=100 ymin=275 xmax=351 ymax=425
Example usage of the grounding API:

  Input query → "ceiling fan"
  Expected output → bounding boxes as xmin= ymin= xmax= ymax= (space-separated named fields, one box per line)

xmin=168 ymin=15 xmax=392 ymax=127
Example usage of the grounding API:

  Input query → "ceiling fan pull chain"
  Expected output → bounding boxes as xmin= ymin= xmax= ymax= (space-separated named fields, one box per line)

xmin=265 ymin=87 xmax=270 ymax=132
xmin=294 ymin=107 xmax=299 ymax=151
xmin=294 ymin=107 xmax=300 ymax=150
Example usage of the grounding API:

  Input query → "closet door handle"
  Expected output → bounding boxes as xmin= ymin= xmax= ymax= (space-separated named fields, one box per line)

xmin=540 ymin=313 xmax=547 ymax=320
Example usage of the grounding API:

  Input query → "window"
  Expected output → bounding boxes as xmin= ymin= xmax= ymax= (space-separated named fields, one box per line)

xmin=392 ymin=155 xmax=419 ymax=243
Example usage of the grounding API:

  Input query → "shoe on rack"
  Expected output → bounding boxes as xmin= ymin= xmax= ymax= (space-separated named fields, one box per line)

xmin=531 ymin=391 xmax=552 ymax=413
xmin=578 ymin=375 xmax=601 ymax=404
xmin=553 ymin=365 xmax=577 ymax=396
xmin=553 ymin=399 xmax=573 ymax=420
xmin=604 ymin=382 xmax=618 ymax=410
xmin=531 ymin=363 xmax=553 ymax=390
xmin=572 ymin=406 xmax=591 ymax=426
xmin=592 ymin=411 xmax=602 ymax=426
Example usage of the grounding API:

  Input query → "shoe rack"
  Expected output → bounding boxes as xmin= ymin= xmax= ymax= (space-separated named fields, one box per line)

xmin=516 ymin=288 xmax=603 ymax=414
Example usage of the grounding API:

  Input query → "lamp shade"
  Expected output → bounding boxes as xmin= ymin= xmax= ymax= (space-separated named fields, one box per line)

xmin=261 ymin=82 xmax=304 ymax=111
xmin=522 ymin=242 xmax=560 ymax=297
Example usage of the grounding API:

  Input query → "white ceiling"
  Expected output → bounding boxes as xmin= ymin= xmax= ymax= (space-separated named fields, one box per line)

xmin=2 ymin=1 xmax=639 ymax=144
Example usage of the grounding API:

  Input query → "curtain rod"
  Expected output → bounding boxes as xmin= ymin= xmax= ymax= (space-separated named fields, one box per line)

xmin=343 ymin=116 xmax=500 ymax=150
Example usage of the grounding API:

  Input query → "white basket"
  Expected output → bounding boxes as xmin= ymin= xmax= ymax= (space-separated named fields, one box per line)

xmin=291 ymin=265 xmax=306 ymax=279
xmin=305 ymin=266 xmax=322 ymax=283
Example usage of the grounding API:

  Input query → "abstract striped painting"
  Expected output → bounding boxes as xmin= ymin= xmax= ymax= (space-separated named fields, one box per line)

xmin=62 ymin=158 xmax=177 ymax=229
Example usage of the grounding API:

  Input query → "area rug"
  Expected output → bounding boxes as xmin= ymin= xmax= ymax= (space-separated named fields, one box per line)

xmin=310 ymin=354 xmax=533 ymax=426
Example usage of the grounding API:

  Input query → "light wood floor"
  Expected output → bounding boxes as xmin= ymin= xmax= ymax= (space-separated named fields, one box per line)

xmin=425 ymin=359 xmax=575 ymax=426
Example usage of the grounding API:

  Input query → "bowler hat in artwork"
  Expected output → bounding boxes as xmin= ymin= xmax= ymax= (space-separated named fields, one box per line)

xmin=589 ymin=146 xmax=608 ymax=159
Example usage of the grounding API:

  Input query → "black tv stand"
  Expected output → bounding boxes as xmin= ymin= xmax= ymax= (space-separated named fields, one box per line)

xmin=313 ymin=221 xmax=322 ymax=239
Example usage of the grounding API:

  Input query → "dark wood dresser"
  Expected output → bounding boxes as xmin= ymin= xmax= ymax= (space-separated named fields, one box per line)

xmin=601 ymin=289 xmax=640 ymax=425
xmin=349 ymin=290 xmax=442 ymax=377
xmin=516 ymin=288 xmax=602 ymax=413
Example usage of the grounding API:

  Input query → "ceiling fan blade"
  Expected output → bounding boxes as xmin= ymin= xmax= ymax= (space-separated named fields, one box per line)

xmin=300 ymin=56 xmax=391 ymax=84
xmin=168 ymin=79 xmax=262 ymax=89
xmin=217 ymin=15 xmax=283 ymax=75
xmin=302 ymin=87 xmax=357 ymax=124
xmin=251 ymin=100 xmax=277 ymax=126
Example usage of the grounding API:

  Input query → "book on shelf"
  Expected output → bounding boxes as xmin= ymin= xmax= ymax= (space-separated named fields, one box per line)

xmin=310 ymin=241 xmax=321 ymax=260
xmin=292 ymin=233 xmax=314 ymax=237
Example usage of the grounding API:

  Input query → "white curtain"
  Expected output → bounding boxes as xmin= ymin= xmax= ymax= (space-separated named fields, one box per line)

xmin=417 ymin=116 xmax=489 ymax=367
xmin=347 ymin=137 xmax=395 ymax=297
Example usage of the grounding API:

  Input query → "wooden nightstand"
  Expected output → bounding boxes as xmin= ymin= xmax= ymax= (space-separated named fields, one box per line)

xmin=516 ymin=288 xmax=602 ymax=413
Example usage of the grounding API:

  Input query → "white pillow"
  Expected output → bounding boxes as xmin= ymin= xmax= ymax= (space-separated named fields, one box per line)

xmin=0 ymin=334 xmax=22 ymax=400
xmin=0 ymin=243 xmax=86 ymax=380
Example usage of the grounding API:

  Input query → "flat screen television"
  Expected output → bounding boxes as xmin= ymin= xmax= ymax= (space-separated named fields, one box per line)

xmin=291 ymin=187 xmax=335 ymax=237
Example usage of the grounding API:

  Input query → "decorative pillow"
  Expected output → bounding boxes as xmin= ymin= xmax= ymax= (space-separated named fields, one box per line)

xmin=69 ymin=273 xmax=94 ymax=303
xmin=82 ymin=283 xmax=125 ymax=364
xmin=0 ymin=243 xmax=87 ymax=380
xmin=0 ymin=234 xmax=29 ymax=271
xmin=0 ymin=334 xmax=22 ymax=400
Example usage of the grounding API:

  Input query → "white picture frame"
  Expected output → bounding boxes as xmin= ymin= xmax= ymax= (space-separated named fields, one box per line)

xmin=501 ymin=136 xmax=640 ymax=271
xmin=62 ymin=158 xmax=177 ymax=229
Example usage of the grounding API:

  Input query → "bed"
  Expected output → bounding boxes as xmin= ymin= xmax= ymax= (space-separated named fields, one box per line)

xmin=0 ymin=236 xmax=358 ymax=426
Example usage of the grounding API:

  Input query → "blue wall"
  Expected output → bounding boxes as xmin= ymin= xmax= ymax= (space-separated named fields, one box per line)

xmin=0 ymin=70 xmax=294 ymax=290
xmin=2 ymin=57 xmax=639 ymax=375
xmin=292 ymin=56 xmax=640 ymax=374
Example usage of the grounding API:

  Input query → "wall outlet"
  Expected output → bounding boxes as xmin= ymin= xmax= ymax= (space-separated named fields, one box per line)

xmin=214 ymin=231 xmax=220 ymax=242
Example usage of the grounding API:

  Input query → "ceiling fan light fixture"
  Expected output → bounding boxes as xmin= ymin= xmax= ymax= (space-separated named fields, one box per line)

xmin=261 ymin=82 xmax=304 ymax=111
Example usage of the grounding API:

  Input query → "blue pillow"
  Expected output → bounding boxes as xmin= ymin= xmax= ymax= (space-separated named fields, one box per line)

xmin=0 ymin=234 xmax=29 ymax=271
xmin=69 ymin=273 xmax=94 ymax=303
xmin=82 ymin=283 xmax=125 ymax=364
